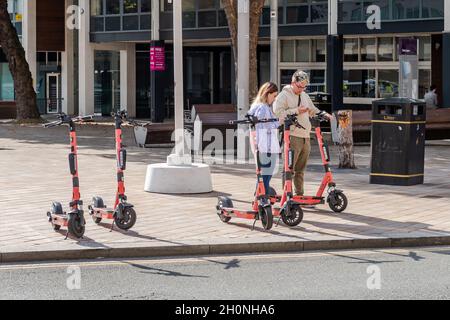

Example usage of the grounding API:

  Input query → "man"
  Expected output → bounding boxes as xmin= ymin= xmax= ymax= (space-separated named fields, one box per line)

xmin=273 ymin=70 xmax=332 ymax=197
xmin=424 ymin=85 xmax=438 ymax=109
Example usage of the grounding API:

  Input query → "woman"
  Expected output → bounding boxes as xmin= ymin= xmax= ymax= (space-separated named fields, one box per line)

xmin=247 ymin=82 xmax=281 ymax=195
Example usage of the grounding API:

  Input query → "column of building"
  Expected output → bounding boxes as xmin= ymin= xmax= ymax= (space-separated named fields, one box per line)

xmin=326 ymin=0 xmax=343 ymax=112
xmin=22 ymin=0 xmax=37 ymax=90
xmin=442 ymin=1 xmax=450 ymax=108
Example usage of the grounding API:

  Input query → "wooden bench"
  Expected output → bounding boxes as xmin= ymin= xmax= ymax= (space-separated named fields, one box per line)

xmin=351 ymin=107 xmax=450 ymax=141
xmin=192 ymin=105 xmax=237 ymax=152
xmin=133 ymin=122 xmax=175 ymax=147
xmin=0 ymin=101 xmax=17 ymax=119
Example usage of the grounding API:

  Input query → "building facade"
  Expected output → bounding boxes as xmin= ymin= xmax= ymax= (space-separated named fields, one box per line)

xmin=0 ymin=0 xmax=449 ymax=120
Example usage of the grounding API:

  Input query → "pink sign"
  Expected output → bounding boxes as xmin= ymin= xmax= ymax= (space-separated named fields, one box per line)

xmin=150 ymin=46 xmax=166 ymax=71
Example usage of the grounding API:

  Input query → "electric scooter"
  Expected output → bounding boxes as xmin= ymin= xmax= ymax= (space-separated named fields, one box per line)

xmin=44 ymin=113 xmax=93 ymax=239
xmin=269 ymin=111 xmax=348 ymax=214
xmin=88 ymin=110 xmax=137 ymax=231
xmin=216 ymin=114 xmax=277 ymax=231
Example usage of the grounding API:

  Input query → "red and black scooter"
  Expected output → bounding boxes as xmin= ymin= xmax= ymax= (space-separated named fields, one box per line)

xmin=45 ymin=113 xmax=93 ymax=239
xmin=269 ymin=111 xmax=348 ymax=214
xmin=88 ymin=111 xmax=136 ymax=231
xmin=216 ymin=115 xmax=277 ymax=231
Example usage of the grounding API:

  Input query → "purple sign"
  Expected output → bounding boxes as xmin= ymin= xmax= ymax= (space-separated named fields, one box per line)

xmin=399 ymin=38 xmax=418 ymax=56
xmin=150 ymin=46 xmax=166 ymax=71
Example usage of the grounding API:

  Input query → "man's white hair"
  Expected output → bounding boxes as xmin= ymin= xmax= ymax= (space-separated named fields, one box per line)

xmin=292 ymin=70 xmax=310 ymax=85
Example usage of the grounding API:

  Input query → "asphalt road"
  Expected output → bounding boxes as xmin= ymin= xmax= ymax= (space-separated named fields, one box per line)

xmin=1 ymin=246 xmax=450 ymax=300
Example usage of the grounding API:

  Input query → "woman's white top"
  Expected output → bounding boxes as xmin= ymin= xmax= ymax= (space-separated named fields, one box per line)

xmin=247 ymin=103 xmax=281 ymax=154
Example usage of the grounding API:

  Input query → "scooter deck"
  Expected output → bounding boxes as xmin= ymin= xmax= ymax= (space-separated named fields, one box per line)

xmin=49 ymin=214 xmax=69 ymax=227
xmin=292 ymin=196 xmax=325 ymax=205
xmin=221 ymin=207 xmax=258 ymax=220
xmin=91 ymin=208 xmax=115 ymax=220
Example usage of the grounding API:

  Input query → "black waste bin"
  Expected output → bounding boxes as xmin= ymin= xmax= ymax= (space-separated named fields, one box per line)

xmin=370 ymin=98 xmax=426 ymax=186
xmin=309 ymin=92 xmax=332 ymax=131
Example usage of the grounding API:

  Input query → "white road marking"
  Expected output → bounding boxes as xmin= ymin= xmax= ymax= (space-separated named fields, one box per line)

xmin=0 ymin=246 xmax=448 ymax=272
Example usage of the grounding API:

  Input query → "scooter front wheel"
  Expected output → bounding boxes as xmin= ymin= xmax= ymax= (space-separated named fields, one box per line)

xmin=115 ymin=207 xmax=137 ymax=230
xmin=259 ymin=206 xmax=273 ymax=230
xmin=328 ymin=191 xmax=348 ymax=213
xmin=281 ymin=205 xmax=303 ymax=227
xmin=68 ymin=214 xmax=85 ymax=238
xmin=217 ymin=197 xmax=232 ymax=223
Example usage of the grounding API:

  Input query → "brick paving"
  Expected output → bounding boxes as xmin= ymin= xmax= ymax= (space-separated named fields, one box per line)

xmin=0 ymin=122 xmax=450 ymax=257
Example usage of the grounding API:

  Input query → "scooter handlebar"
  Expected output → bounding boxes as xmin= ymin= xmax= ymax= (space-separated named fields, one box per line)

xmin=230 ymin=115 xmax=278 ymax=125
xmin=74 ymin=115 xmax=94 ymax=122
xmin=43 ymin=121 xmax=62 ymax=128
xmin=313 ymin=111 xmax=330 ymax=122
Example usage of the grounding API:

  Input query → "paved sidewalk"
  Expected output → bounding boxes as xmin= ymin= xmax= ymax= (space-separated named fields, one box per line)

xmin=1 ymin=123 xmax=450 ymax=262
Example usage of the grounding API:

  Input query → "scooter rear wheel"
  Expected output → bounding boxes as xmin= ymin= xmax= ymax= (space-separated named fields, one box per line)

xmin=259 ymin=206 xmax=273 ymax=230
xmin=281 ymin=205 xmax=303 ymax=227
xmin=217 ymin=197 xmax=232 ymax=223
xmin=328 ymin=191 xmax=348 ymax=213
xmin=68 ymin=214 xmax=85 ymax=238
xmin=115 ymin=207 xmax=137 ymax=230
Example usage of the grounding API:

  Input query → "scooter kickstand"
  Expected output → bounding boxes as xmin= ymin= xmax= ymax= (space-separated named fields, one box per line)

xmin=64 ymin=230 xmax=69 ymax=240
xmin=276 ymin=216 xmax=282 ymax=227
xmin=252 ymin=218 xmax=258 ymax=231
xmin=110 ymin=220 xmax=115 ymax=232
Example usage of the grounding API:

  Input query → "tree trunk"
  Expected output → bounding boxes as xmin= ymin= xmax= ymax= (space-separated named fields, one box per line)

xmin=248 ymin=0 xmax=265 ymax=100
xmin=222 ymin=0 xmax=265 ymax=103
xmin=0 ymin=0 xmax=40 ymax=121
xmin=336 ymin=110 xmax=356 ymax=169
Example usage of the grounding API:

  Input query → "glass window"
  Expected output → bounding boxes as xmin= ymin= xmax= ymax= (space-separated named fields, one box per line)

xmin=218 ymin=10 xmax=228 ymax=26
xmin=123 ymin=15 xmax=139 ymax=30
xmin=281 ymin=40 xmax=295 ymax=62
xmin=286 ymin=5 xmax=309 ymax=24
xmin=92 ymin=17 xmax=105 ymax=32
xmin=141 ymin=0 xmax=151 ymax=13
xmin=360 ymin=38 xmax=376 ymax=62
xmin=198 ymin=11 xmax=217 ymax=28
xmin=106 ymin=0 xmax=120 ymax=15
xmin=91 ymin=0 xmax=103 ymax=15
xmin=312 ymin=39 xmax=326 ymax=62
xmin=309 ymin=70 xmax=326 ymax=92
xmin=162 ymin=0 xmax=173 ymax=11
xmin=287 ymin=0 xmax=308 ymax=3
xmin=94 ymin=51 xmax=121 ymax=116
xmin=140 ymin=15 xmax=151 ymax=29
xmin=311 ymin=4 xmax=328 ymax=23
xmin=105 ymin=16 xmax=121 ymax=30
xmin=378 ymin=70 xmax=399 ymax=98
xmin=392 ymin=0 xmax=420 ymax=19
xmin=183 ymin=0 xmax=196 ymax=11
xmin=182 ymin=0 xmax=196 ymax=28
xmin=419 ymin=69 xmax=431 ymax=99
xmin=123 ymin=0 xmax=138 ymax=14
xmin=339 ymin=1 xmax=362 ymax=21
xmin=364 ymin=0 xmax=390 ymax=21
xmin=343 ymin=70 xmax=376 ymax=98
xmin=418 ymin=36 xmax=431 ymax=61
xmin=378 ymin=37 xmax=394 ymax=61
xmin=199 ymin=0 xmax=216 ymax=10
xmin=281 ymin=70 xmax=295 ymax=87
xmin=296 ymin=40 xmax=310 ymax=62
xmin=344 ymin=38 xmax=359 ymax=62
xmin=422 ymin=0 xmax=444 ymax=18
xmin=0 ymin=63 xmax=15 ymax=101
xmin=183 ymin=12 xmax=196 ymax=28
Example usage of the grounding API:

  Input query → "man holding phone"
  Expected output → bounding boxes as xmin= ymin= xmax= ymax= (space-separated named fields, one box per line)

xmin=273 ymin=70 xmax=332 ymax=197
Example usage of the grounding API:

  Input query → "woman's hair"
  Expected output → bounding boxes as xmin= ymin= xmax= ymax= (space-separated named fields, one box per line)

xmin=252 ymin=82 xmax=278 ymax=107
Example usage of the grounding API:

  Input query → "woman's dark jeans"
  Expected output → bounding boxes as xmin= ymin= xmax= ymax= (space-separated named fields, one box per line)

xmin=257 ymin=153 xmax=279 ymax=195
